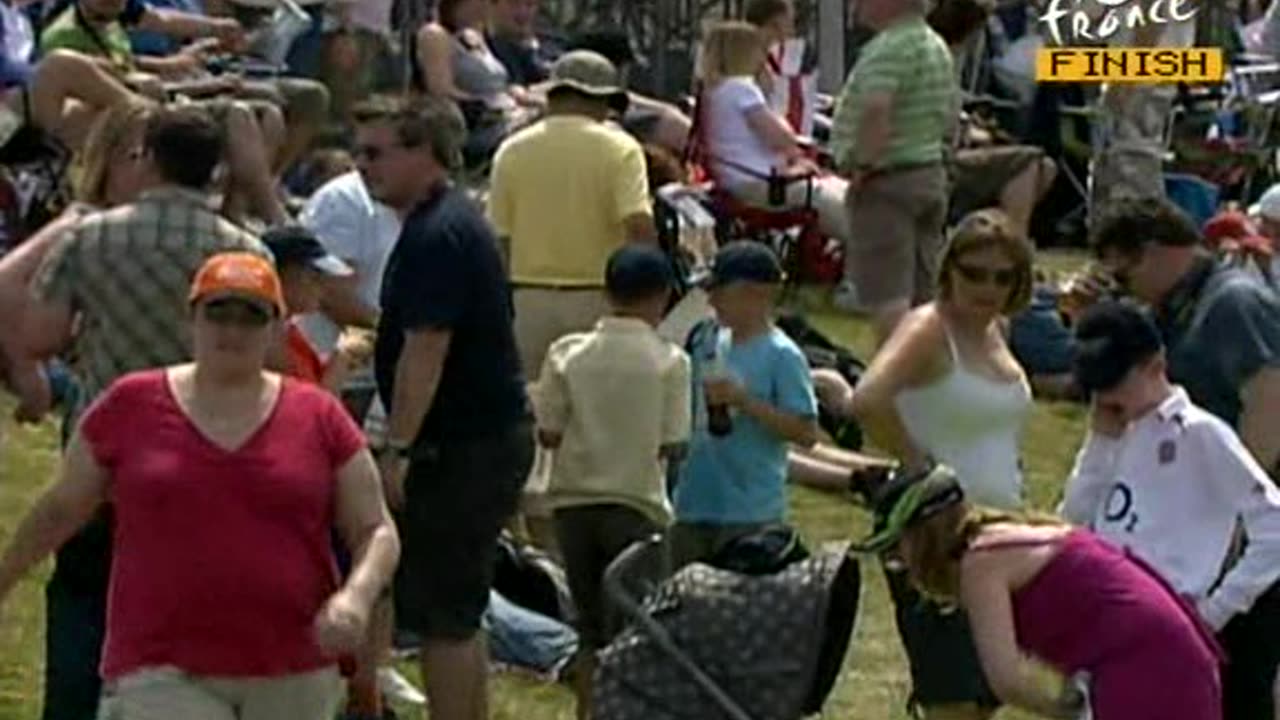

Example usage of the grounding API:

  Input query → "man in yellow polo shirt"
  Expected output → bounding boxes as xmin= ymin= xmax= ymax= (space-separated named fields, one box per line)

xmin=488 ymin=49 xmax=656 ymax=377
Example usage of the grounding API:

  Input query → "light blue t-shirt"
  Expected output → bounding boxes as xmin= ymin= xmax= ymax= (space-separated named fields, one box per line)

xmin=674 ymin=323 xmax=817 ymax=524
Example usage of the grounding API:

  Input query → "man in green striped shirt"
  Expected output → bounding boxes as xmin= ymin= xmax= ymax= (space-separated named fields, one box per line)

xmin=831 ymin=0 xmax=956 ymax=344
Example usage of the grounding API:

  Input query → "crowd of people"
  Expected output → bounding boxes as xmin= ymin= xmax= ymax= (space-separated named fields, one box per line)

xmin=0 ymin=0 xmax=1279 ymax=720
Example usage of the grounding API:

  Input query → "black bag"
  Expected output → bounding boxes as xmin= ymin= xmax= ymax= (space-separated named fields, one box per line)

xmin=492 ymin=531 xmax=576 ymax=624
xmin=708 ymin=525 xmax=810 ymax=575
xmin=775 ymin=313 xmax=867 ymax=450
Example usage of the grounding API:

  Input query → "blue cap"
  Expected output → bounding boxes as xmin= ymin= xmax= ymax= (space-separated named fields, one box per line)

xmin=702 ymin=241 xmax=784 ymax=288
xmin=605 ymin=245 xmax=675 ymax=301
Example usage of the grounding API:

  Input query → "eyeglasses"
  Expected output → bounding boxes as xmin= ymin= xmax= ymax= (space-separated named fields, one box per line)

xmin=202 ymin=299 xmax=272 ymax=327
xmin=953 ymin=262 xmax=1017 ymax=288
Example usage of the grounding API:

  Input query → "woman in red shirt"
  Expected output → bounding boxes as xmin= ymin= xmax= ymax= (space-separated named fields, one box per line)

xmin=0 ymin=252 xmax=400 ymax=719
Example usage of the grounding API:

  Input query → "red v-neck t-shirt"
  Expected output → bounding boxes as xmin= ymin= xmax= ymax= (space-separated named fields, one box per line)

xmin=78 ymin=369 xmax=366 ymax=680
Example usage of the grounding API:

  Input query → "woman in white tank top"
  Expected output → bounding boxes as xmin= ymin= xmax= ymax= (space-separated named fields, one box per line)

xmin=819 ymin=209 xmax=1034 ymax=720
xmin=846 ymin=209 xmax=1032 ymax=509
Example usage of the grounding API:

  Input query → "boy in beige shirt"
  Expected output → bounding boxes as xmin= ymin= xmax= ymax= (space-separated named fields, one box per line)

xmin=533 ymin=244 xmax=691 ymax=720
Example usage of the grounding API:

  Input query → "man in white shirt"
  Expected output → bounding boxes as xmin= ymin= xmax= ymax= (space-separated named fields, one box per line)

xmin=1063 ymin=300 xmax=1280 ymax=720
xmin=300 ymin=169 xmax=401 ymax=423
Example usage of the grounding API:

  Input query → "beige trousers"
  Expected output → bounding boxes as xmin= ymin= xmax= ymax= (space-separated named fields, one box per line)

xmin=97 ymin=666 xmax=342 ymax=720
xmin=513 ymin=286 xmax=611 ymax=379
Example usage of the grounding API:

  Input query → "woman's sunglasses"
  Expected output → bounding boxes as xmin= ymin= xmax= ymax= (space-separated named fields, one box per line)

xmin=953 ymin=262 xmax=1017 ymax=288
xmin=201 ymin=298 xmax=272 ymax=327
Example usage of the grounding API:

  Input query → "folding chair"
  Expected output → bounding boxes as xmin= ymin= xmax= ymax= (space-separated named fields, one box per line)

xmin=682 ymin=88 xmax=841 ymax=290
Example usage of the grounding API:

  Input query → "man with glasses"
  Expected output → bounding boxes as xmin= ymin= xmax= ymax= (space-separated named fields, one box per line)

xmin=17 ymin=104 xmax=268 ymax=720
xmin=1089 ymin=197 xmax=1280 ymax=479
xmin=357 ymin=94 xmax=532 ymax=720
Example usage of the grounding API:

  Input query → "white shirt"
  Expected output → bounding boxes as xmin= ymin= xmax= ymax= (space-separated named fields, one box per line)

xmin=534 ymin=317 xmax=692 ymax=526
xmin=704 ymin=76 xmax=787 ymax=190
xmin=1063 ymin=387 xmax=1280 ymax=630
xmin=298 ymin=171 xmax=401 ymax=358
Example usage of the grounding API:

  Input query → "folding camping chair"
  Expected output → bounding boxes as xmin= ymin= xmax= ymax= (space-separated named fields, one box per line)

xmin=682 ymin=89 xmax=841 ymax=290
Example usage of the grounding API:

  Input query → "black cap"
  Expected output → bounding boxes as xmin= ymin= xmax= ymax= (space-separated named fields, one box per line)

xmin=262 ymin=225 xmax=352 ymax=277
xmin=700 ymin=241 xmax=784 ymax=288
xmin=1072 ymin=300 xmax=1163 ymax=396
xmin=605 ymin=245 xmax=674 ymax=301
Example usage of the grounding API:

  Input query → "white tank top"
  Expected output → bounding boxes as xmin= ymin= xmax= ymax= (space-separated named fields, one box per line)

xmin=894 ymin=321 xmax=1031 ymax=509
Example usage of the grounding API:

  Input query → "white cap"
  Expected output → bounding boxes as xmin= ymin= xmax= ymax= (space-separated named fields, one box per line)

xmin=1249 ymin=183 xmax=1280 ymax=221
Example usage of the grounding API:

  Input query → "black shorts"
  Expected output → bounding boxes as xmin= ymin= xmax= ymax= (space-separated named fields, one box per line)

xmin=885 ymin=565 xmax=1000 ymax=710
xmin=552 ymin=504 xmax=659 ymax=650
xmin=1220 ymin=579 xmax=1280 ymax=719
xmin=393 ymin=421 xmax=535 ymax=640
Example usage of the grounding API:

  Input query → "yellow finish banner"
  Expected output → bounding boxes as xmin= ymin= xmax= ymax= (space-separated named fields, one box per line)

xmin=1035 ymin=47 xmax=1225 ymax=83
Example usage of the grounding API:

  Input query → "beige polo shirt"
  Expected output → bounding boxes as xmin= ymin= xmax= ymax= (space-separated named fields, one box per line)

xmin=533 ymin=317 xmax=691 ymax=525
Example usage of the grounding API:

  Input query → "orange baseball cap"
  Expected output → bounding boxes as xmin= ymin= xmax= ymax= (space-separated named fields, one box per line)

xmin=189 ymin=252 xmax=287 ymax=316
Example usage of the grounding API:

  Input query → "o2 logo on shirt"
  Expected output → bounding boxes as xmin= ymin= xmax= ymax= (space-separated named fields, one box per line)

xmin=1104 ymin=483 xmax=1139 ymax=533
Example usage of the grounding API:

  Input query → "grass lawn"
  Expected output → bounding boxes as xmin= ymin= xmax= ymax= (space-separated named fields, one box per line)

xmin=0 ymin=254 xmax=1089 ymax=719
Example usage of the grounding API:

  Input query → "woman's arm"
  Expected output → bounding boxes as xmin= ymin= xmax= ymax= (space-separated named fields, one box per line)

xmin=961 ymin=552 xmax=1085 ymax=719
xmin=315 ymin=449 xmax=400 ymax=654
xmin=744 ymin=105 xmax=802 ymax=160
xmin=847 ymin=310 xmax=944 ymax=471
xmin=0 ymin=431 xmax=108 ymax=605
xmin=416 ymin=24 xmax=477 ymax=102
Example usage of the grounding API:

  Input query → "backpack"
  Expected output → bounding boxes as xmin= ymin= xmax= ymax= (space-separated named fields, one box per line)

xmin=774 ymin=313 xmax=867 ymax=451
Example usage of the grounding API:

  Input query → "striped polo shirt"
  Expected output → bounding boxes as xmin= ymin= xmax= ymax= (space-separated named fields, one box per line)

xmin=831 ymin=16 xmax=956 ymax=173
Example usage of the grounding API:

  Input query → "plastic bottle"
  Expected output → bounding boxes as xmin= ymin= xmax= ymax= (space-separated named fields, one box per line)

xmin=705 ymin=327 xmax=733 ymax=437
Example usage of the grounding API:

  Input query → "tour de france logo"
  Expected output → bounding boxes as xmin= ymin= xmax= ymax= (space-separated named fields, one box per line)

xmin=1034 ymin=0 xmax=1225 ymax=84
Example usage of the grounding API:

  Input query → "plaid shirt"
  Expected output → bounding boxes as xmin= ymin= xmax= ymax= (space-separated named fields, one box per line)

xmin=32 ymin=186 xmax=268 ymax=416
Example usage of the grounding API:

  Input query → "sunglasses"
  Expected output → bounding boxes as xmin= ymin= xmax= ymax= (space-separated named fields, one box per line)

xmin=953 ymin=262 xmax=1017 ymax=288
xmin=202 ymin=298 xmax=272 ymax=327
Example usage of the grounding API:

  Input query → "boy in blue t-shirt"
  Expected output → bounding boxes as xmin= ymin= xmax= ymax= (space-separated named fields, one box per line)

xmin=672 ymin=241 xmax=819 ymax=567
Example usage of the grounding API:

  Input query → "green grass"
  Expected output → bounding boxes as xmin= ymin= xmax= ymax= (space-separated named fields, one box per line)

xmin=0 ymin=256 xmax=1089 ymax=719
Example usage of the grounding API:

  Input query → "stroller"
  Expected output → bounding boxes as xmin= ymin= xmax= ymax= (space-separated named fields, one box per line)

xmin=593 ymin=535 xmax=862 ymax=720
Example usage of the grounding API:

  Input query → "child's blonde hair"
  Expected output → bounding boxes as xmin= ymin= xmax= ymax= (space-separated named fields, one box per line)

xmin=696 ymin=21 xmax=768 ymax=87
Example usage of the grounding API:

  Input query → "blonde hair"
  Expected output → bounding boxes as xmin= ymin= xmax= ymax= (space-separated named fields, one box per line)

xmin=902 ymin=503 xmax=1065 ymax=603
xmin=697 ymin=21 xmax=768 ymax=87
xmin=75 ymin=101 xmax=156 ymax=207
xmin=937 ymin=208 xmax=1035 ymax=315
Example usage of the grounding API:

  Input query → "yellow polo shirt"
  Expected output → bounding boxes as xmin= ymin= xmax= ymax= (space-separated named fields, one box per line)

xmin=488 ymin=115 xmax=652 ymax=287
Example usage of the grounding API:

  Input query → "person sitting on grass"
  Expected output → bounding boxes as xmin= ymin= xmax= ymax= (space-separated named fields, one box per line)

xmin=533 ymin=244 xmax=691 ymax=720
xmin=671 ymin=241 xmax=818 ymax=568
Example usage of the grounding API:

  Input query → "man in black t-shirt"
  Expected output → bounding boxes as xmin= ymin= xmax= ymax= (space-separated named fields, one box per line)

xmin=358 ymin=93 xmax=532 ymax=720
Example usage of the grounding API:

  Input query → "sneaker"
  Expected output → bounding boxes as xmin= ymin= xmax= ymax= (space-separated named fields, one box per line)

xmin=378 ymin=667 xmax=426 ymax=707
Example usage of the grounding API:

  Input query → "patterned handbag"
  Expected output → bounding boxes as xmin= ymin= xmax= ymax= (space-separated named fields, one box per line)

xmin=594 ymin=545 xmax=861 ymax=720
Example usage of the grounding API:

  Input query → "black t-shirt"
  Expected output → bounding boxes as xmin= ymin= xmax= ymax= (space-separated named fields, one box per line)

xmin=375 ymin=184 xmax=528 ymax=445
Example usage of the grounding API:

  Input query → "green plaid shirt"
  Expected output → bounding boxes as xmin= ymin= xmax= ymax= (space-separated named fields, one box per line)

xmin=32 ymin=187 xmax=268 ymax=417
xmin=831 ymin=16 xmax=956 ymax=173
